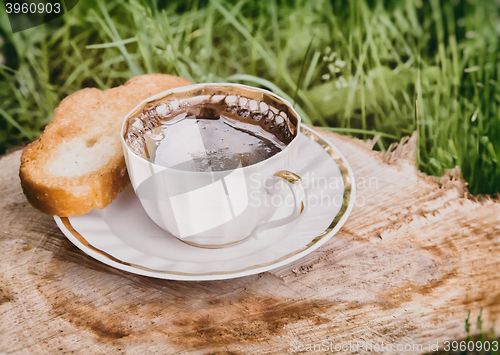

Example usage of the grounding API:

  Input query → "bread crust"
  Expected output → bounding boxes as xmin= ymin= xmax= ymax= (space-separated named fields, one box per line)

xmin=19 ymin=74 xmax=190 ymax=216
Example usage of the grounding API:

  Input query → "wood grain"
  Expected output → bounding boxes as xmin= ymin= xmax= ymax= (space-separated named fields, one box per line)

xmin=0 ymin=131 xmax=498 ymax=354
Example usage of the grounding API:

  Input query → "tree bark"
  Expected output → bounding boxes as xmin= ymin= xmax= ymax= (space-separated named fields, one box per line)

xmin=0 ymin=130 xmax=498 ymax=354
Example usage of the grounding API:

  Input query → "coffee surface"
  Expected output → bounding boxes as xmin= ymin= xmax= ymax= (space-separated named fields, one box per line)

xmin=144 ymin=114 xmax=285 ymax=172
xmin=125 ymin=89 xmax=298 ymax=171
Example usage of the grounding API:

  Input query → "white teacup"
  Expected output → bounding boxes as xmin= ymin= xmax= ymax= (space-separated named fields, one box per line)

xmin=120 ymin=83 xmax=305 ymax=248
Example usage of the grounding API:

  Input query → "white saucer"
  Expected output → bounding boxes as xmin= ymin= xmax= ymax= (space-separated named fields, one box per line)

xmin=54 ymin=126 xmax=355 ymax=281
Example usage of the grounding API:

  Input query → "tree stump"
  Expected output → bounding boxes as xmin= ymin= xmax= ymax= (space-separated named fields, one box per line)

xmin=0 ymin=130 xmax=498 ymax=354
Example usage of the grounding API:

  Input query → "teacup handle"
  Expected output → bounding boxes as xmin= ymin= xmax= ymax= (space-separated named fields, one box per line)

xmin=253 ymin=170 xmax=306 ymax=235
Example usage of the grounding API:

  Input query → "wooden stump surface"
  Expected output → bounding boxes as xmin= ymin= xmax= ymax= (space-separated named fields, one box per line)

xmin=0 ymin=130 xmax=498 ymax=354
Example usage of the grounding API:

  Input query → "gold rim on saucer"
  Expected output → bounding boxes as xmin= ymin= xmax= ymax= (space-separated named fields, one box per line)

xmin=56 ymin=125 xmax=353 ymax=278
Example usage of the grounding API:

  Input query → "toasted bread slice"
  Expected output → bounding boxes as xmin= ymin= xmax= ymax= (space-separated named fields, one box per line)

xmin=20 ymin=74 xmax=190 ymax=216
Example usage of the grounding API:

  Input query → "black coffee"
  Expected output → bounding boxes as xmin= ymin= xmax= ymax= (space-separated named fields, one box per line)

xmin=125 ymin=91 xmax=298 ymax=172
xmin=143 ymin=112 xmax=285 ymax=172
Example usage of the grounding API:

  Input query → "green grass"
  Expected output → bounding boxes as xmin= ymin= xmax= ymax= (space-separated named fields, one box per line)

xmin=0 ymin=0 xmax=498 ymax=194
xmin=431 ymin=310 xmax=499 ymax=354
